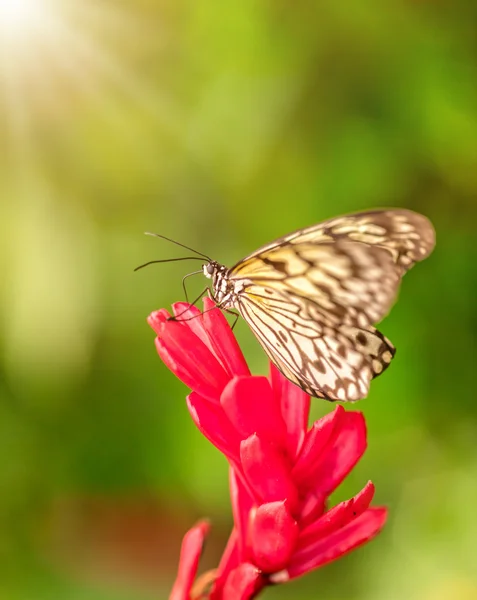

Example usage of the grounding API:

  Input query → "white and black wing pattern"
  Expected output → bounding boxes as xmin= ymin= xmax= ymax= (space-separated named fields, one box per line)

xmin=231 ymin=239 xmax=401 ymax=326
xmin=233 ymin=243 xmax=398 ymax=401
xmin=231 ymin=208 xmax=435 ymax=276
xmin=237 ymin=289 xmax=395 ymax=401
xmin=225 ymin=209 xmax=435 ymax=401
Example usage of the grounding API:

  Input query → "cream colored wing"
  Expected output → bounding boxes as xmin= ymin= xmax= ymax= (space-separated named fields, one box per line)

xmin=231 ymin=208 xmax=435 ymax=276
xmin=224 ymin=209 xmax=434 ymax=400
xmin=236 ymin=283 xmax=395 ymax=401
xmin=231 ymin=239 xmax=402 ymax=327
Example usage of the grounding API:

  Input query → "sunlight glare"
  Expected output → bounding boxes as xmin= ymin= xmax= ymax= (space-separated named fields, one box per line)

xmin=0 ymin=0 xmax=179 ymax=172
xmin=0 ymin=0 xmax=49 ymax=39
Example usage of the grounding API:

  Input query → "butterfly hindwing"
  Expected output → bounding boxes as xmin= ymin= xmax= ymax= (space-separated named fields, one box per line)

xmin=236 ymin=283 xmax=395 ymax=401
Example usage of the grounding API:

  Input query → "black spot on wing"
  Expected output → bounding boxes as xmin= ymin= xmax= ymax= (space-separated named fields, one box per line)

xmin=337 ymin=344 xmax=347 ymax=358
xmin=261 ymin=257 xmax=289 ymax=274
xmin=313 ymin=359 xmax=327 ymax=374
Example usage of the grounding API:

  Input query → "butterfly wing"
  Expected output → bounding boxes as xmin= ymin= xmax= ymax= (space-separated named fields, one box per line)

xmin=226 ymin=209 xmax=435 ymax=401
xmin=237 ymin=289 xmax=395 ymax=401
xmin=231 ymin=239 xmax=402 ymax=327
xmin=233 ymin=242 xmax=397 ymax=400
xmin=232 ymin=208 xmax=436 ymax=276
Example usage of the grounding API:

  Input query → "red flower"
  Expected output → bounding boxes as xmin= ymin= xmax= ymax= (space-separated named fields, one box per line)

xmin=148 ymin=298 xmax=387 ymax=599
xmin=169 ymin=520 xmax=211 ymax=600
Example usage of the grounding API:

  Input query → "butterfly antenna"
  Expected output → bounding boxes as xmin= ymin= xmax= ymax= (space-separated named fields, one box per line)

xmin=134 ymin=256 xmax=205 ymax=272
xmin=144 ymin=232 xmax=212 ymax=261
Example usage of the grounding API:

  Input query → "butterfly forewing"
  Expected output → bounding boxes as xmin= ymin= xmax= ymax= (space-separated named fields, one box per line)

xmin=221 ymin=208 xmax=435 ymax=401
xmin=233 ymin=209 xmax=435 ymax=274
xmin=231 ymin=240 xmax=401 ymax=326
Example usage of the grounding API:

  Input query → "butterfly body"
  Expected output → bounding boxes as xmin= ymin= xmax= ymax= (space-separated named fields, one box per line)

xmin=202 ymin=208 xmax=435 ymax=402
xmin=203 ymin=261 xmax=248 ymax=310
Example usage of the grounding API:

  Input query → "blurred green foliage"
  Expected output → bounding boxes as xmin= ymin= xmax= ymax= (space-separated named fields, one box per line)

xmin=1 ymin=0 xmax=476 ymax=598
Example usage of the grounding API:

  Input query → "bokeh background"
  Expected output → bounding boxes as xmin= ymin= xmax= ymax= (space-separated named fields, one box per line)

xmin=1 ymin=0 xmax=476 ymax=598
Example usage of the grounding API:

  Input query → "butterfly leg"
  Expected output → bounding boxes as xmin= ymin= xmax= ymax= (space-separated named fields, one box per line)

xmin=222 ymin=308 xmax=240 ymax=330
xmin=181 ymin=269 xmax=203 ymax=303
xmin=204 ymin=302 xmax=239 ymax=329
xmin=168 ymin=287 xmax=209 ymax=322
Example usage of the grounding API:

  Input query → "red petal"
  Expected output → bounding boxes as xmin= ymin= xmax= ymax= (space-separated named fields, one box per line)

xmin=147 ymin=308 xmax=171 ymax=335
xmin=169 ymin=520 xmax=210 ymax=600
xmin=312 ymin=411 xmax=367 ymax=495
xmin=229 ymin=469 xmax=256 ymax=561
xmin=209 ymin=528 xmax=240 ymax=600
xmin=292 ymin=406 xmax=344 ymax=486
xmin=296 ymin=491 xmax=327 ymax=528
xmin=171 ymin=303 xmax=215 ymax=350
xmin=270 ymin=363 xmax=310 ymax=459
xmin=221 ymin=563 xmax=264 ymax=600
xmin=171 ymin=302 xmax=203 ymax=320
xmin=248 ymin=501 xmax=299 ymax=573
xmin=187 ymin=393 xmax=242 ymax=464
xmin=153 ymin=316 xmax=231 ymax=402
xmin=202 ymin=297 xmax=251 ymax=378
xmin=297 ymin=411 xmax=367 ymax=498
xmin=297 ymin=481 xmax=375 ymax=548
xmin=351 ymin=480 xmax=376 ymax=513
xmin=240 ymin=434 xmax=298 ymax=511
xmin=221 ymin=377 xmax=287 ymax=445
xmin=274 ymin=507 xmax=387 ymax=581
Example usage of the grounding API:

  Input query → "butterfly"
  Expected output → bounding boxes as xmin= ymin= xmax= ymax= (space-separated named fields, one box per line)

xmin=199 ymin=208 xmax=435 ymax=402
xmin=139 ymin=208 xmax=435 ymax=402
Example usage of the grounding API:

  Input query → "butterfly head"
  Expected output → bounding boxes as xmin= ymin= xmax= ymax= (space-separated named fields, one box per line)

xmin=203 ymin=261 xmax=235 ymax=306
xmin=203 ymin=261 xmax=217 ymax=280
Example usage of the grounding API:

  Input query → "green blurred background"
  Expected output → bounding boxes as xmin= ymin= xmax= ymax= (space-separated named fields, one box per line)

xmin=1 ymin=0 xmax=476 ymax=598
